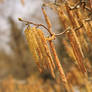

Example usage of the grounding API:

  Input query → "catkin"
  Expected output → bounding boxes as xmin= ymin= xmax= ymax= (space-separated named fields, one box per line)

xmin=34 ymin=28 xmax=48 ymax=71
xmin=77 ymin=8 xmax=92 ymax=43
xmin=24 ymin=26 xmax=43 ymax=72
xmin=42 ymin=7 xmax=51 ymax=30
xmin=62 ymin=39 xmax=76 ymax=62
xmin=24 ymin=26 xmax=55 ymax=78
xmin=37 ymin=29 xmax=55 ymax=78
xmin=56 ymin=3 xmax=87 ymax=76
xmin=42 ymin=6 xmax=71 ymax=92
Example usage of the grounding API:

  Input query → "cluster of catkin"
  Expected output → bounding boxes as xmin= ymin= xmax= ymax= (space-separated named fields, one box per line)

xmin=24 ymin=26 xmax=55 ymax=78
xmin=24 ymin=26 xmax=70 ymax=92
xmin=21 ymin=0 xmax=92 ymax=92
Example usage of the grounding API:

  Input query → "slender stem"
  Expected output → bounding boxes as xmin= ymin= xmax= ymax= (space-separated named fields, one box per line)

xmin=18 ymin=17 xmax=69 ymax=37
xmin=55 ymin=27 xmax=70 ymax=36
xmin=18 ymin=18 xmax=49 ymax=30
xmin=42 ymin=6 xmax=71 ymax=92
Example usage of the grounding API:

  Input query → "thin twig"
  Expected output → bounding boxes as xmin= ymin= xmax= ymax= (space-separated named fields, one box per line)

xmin=55 ymin=27 xmax=70 ymax=36
xmin=18 ymin=18 xmax=49 ymax=31
xmin=18 ymin=17 xmax=69 ymax=37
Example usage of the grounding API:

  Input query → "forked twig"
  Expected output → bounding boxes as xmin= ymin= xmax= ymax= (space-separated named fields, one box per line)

xmin=18 ymin=18 xmax=69 ymax=37
xmin=18 ymin=18 xmax=49 ymax=30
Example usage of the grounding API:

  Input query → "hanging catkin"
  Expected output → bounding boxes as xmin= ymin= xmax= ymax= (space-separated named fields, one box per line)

xmin=24 ymin=26 xmax=55 ymax=78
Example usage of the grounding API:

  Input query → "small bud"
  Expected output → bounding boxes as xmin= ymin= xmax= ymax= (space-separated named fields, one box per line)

xmin=18 ymin=18 xmax=23 ymax=21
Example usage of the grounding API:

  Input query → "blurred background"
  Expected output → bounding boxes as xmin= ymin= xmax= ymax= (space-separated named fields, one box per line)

xmin=0 ymin=0 xmax=43 ymax=79
xmin=0 ymin=0 xmax=66 ymax=91
xmin=0 ymin=0 xmax=63 ymax=79
xmin=0 ymin=0 xmax=92 ymax=92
